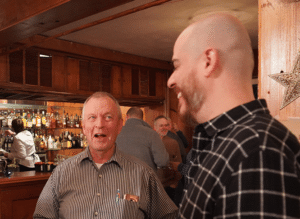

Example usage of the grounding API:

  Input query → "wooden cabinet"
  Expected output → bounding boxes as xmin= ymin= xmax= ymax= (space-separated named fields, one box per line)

xmin=0 ymin=171 xmax=51 ymax=219
xmin=1 ymin=46 xmax=169 ymax=105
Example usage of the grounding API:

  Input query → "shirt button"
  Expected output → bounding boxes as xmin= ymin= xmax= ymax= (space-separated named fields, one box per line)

xmin=95 ymin=212 xmax=98 ymax=216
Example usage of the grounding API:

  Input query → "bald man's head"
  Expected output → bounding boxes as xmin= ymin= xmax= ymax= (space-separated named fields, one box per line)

xmin=168 ymin=13 xmax=255 ymax=124
xmin=175 ymin=13 xmax=254 ymax=76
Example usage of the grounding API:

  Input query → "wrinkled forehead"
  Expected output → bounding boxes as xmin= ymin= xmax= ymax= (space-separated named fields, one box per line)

xmin=84 ymin=97 xmax=118 ymax=116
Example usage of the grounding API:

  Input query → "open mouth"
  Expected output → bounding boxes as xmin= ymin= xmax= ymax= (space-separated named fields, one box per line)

xmin=94 ymin=134 xmax=106 ymax=138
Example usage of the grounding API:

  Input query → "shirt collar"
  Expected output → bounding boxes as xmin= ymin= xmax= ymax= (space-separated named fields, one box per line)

xmin=76 ymin=146 xmax=125 ymax=169
xmin=196 ymin=99 xmax=270 ymax=137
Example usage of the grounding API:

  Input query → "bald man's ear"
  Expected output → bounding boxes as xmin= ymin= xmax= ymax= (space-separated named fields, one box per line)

xmin=201 ymin=48 xmax=219 ymax=77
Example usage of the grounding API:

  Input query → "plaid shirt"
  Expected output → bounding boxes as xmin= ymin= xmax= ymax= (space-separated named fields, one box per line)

xmin=178 ymin=99 xmax=300 ymax=218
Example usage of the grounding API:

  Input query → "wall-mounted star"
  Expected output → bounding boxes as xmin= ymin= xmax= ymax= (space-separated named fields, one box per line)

xmin=269 ymin=51 xmax=300 ymax=109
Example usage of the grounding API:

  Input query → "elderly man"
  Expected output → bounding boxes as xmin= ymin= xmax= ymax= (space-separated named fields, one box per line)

xmin=116 ymin=107 xmax=169 ymax=171
xmin=167 ymin=13 xmax=300 ymax=218
xmin=33 ymin=92 xmax=177 ymax=219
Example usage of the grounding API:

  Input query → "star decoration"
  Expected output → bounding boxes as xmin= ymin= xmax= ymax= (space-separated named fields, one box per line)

xmin=269 ymin=51 xmax=300 ymax=109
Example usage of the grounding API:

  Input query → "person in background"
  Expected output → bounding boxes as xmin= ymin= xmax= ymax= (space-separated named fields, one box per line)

xmin=34 ymin=92 xmax=177 ymax=219
xmin=154 ymin=115 xmax=182 ymax=201
xmin=116 ymin=107 xmax=169 ymax=171
xmin=167 ymin=12 xmax=300 ymax=218
xmin=0 ymin=118 xmax=40 ymax=172
xmin=166 ymin=117 xmax=187 ymax=162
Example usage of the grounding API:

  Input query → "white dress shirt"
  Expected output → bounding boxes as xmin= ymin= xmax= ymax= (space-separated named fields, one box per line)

xmin=8 ymin=130 xmax=40 ymax=168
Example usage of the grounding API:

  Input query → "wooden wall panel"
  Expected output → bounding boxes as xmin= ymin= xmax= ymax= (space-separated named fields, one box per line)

xmin=122 ymin=65 xmax=132 ymax=97
xmin=144 ymin=105 xmax=165 ymax=128
xmin=259 ymin=0 xmax=300 ymax=120
xmin=111 ymin=65 xmax=122 ymax=98
xmin=66 ymin=58 xmax=79 ymax=92
xmin=24 ymin=35 xmax=172 ymax=71
xmin=0 ymin=52 xmax=8 ymax=83
xmin=52 ymin=55 xmax=66 ymax=91
xmin=155 ymin=71 xmax=166 ymax=98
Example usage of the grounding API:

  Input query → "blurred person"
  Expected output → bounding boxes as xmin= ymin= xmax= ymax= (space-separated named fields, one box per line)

xmin=116 ymin=107 xmax=169 ymax=171
xmin=167 ymin=13 xmax=300 ymax=218
xmin=166 ymin=117 xmax=187 ymax=162
xmin=34 ymin=92 xmax=177 ymax=219
xmin=154 ymin=115 xmax=182 ymax=201
xmin=1 ymin=118 xmax=40 ymax=172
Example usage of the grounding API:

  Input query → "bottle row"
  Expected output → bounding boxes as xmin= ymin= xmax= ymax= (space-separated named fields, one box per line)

xmin=1 ymin=130 xmax=88 ymax=153
xmin=0 ymin=108 xmax=82 ymax=129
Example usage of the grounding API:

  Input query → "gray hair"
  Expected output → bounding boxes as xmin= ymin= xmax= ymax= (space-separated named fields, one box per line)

xmin=81 ymin=92 xmax=122 ymax=120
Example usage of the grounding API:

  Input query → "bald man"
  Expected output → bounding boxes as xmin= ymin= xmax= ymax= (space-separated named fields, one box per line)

xmin=168 ymin=13 xmax=300 ymax=218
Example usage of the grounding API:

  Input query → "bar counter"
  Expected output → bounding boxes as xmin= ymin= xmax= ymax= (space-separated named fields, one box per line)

xmin=0 ymin=171 xmax=51 ymax=219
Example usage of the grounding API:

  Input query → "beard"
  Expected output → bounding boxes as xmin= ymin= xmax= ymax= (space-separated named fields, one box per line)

xmin=179 ymin=87 xmax=203 ymax=127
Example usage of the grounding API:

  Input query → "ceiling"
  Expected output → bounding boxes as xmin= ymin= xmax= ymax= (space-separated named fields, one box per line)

xmin=40 ymin=0 xmax=258 ymax=62
xmin=0 ymin=0 xmax=258 ymax=103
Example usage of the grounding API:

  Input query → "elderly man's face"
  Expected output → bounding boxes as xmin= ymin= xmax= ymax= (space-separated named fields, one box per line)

xmin=82 ymin=96 xmax=123 ymax=155
xmin=154 ymin=118 xmax=169 ymax=137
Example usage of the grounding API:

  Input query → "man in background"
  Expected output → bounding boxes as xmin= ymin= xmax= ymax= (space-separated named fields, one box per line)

xmin=167 ymin=12 xmax=300 ymax=218
xmin=166 ymin=117 xmax=187 ymax=162
xmin=154 ymin=115 xmax=182 ymax=201
xmin=116 ymin=107 xmax=169 ymax=171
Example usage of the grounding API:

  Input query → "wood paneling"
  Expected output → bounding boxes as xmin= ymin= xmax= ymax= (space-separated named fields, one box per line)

xmin=40 ymin=54 xmax=52 ymax=87
xmin=52 ymin=55 xmax=66 ymax=91
xmin=259 ymin=0 xmax=300 ymax=119
xmin=155 ymin=71 xmax=166 ymax=98
xmin=122 ymin=65 xmax=132 ymax=97
xmin=111 ymin=65 xmax=122 ymax=98
xmin=21 ymin=35 xmax=173 ymax=71
xmin=9 ymin=50 xmax=23 ymax=84
xmin=0 ymin=50 xmax=7 ymax=83
xmin=25 ymin=49 xmax=38 ymax=85
xmin=66 ymin=58 xmax=79 ymax=92
xmin=0 ymin=171 xmax=50 ymax=219
xmin=0 ymin=0 xmax=132 ymax=47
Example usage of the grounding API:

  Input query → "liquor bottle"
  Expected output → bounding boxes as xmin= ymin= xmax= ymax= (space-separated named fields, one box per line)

xmin=22 ymin=110 xmax=27 ymax=128
xmin=41 ymin=111 xmax=47 ymax=128
xmin=7 ymin=111 xmax=12 ymax=128
xmin=0 ymin=111 xmax=4 ymax=128
xmin=2 ymin=111 xmax=8 ymax=128
xmin=50 ymin=113 xmax=56 ymax=128
xmin=75 ymin=114 xmax=80 ymax=128
xmin=47 ymin=134 xmax=53 ymax=149
xmin=66 ymin=113 xmax=70 ymax=128
xmin=69 ymin=114 xmax=74 ymax=128
xmin=79 ymin=115 xmax=82 ymax=128
xmin=79 ymin=132 xmax=84 ymax=147
xmin=36 ymin=109 xmax=41 ymax=128
xmin=63 ymin=110 xmax=67 ymax=128
xmin=27 ymin=112 xmax=33 ymax=128
xmin=56 ymin=112 xmax=62 ymax=128
xmin=32 ymin=112 xmax=36 ymax=128
xmin=46 ymin=113 xmax=51 ymax=128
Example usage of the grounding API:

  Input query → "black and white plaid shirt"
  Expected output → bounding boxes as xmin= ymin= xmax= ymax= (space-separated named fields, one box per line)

xmin=178 ymin=99 xmax=300 ymax=218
